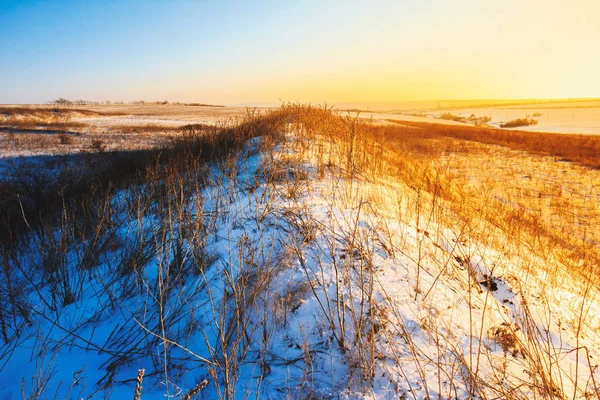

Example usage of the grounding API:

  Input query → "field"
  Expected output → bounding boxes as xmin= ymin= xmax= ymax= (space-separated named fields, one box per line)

xmin=377 ymin=99 xmax=600 ymax=136
xmin=0 ymin=104 xmax=599 ymax=399
xmin=0 ymin=105 xmax=265 ymax=158
xmin=433 ymin=106 xmax=600 ymax=135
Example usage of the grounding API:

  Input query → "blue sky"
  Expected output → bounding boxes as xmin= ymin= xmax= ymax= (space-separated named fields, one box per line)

xmin=1 ymin=0 xmax=599 ymax=104
xmin=0 ymin=1 xmax=294 ymax=102
xmin=1 ymin=1 xmax=317 ymax=102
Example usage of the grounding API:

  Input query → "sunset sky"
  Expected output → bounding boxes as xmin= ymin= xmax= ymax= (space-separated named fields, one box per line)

xmin=1 ymin=0 xmax=599 ymax=105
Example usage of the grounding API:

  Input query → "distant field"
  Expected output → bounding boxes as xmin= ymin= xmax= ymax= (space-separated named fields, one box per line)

xmin=81 ymin=103 xmax=272 ymax=125
xmin=359 ymin=104 xmax=600 ymax=135
xmin=0 ymin=104 xmax=269 ymax=158
xmin=434 ymin=105 xmax=600 ymax=135
xmin=334 ymin=98 xmax=600 ymax=113
xmin=1 ymin=103 xmax=270 ymax=127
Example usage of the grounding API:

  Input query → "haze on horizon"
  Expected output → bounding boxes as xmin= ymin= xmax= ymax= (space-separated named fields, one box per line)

xmin=1 ymin=0 xmax=599 ymax=105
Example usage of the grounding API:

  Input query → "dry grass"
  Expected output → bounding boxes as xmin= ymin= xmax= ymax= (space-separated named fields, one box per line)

xmin=0 ymin=106 xmax=123 ymax=118
xmin=387 ymin=119 xmax=600 ymax=169
xmin=500 ymin=117 xmax=538 ymax=128
xmin=0 ymin=106 xmax=96 ymax=117
xmin=105 ymin=124 xmax=182 ymax=133
xmin=438 ymin=112 xmax=468 ymax=122
xmin=2 ymin=104 xmax=598 ymax=399
xmin=280 ymin=105 xmax=599 ymax=291
xmin=345 ymin=119 xmax=600 ymax=282
xmin=0 ymin=121 xmax=87 ymax=130
xmin=0 ymin=105 xmax=270 ymax=158
xmin=0 ymin=106 xmax=122 ymax=133
xmin=285 ymin=105 xmax=600 ymax=398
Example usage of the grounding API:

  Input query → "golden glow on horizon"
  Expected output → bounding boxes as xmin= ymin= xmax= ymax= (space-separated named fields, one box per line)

xmin=173 ymin=0 xmax=600 ymax=104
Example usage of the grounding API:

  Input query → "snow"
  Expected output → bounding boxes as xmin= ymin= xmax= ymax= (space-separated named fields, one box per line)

xmin=0 ymin=126 xmax=598 ymax=399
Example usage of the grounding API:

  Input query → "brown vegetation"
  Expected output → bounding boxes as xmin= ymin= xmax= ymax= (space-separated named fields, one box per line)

xmin=387 ymin=119 xmax=600 ymax=169
xmin=2 ymin=105 xmax=598 ymax=399
xmin=0 ymin=106 xmax=124 ymax=132
xmin=106 ymin=124 xmax=182 ymax=133
xmin=500 ymin=117 xmax=538 ymax=128
xmin=0 ymin=106 xmax=123 ymax=117
xmin=438 ymin=112 xmax=468 ymax=122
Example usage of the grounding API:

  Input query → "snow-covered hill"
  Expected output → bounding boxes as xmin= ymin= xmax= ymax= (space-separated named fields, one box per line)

xmin=1 ymin=108 xmax=598 ymax=399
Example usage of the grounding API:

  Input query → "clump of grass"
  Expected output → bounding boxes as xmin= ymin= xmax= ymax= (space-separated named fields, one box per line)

xmin=59 ymin=134 xmax=75 ymax=145
xmin=500 ymin=118 xmax=538 ymax=128
xmin=438 ymin=112 xmax=467 ymax=123
xmin=184 ymin=103 xmax=224 ymax=107
xmin=108 ymin=124 xmax=181 ymax=133
xmin=89 ymin=139 xmax=107 ymax=152
xmin=436 ymin=113 xmax=491 ymax=126
xmin=469 ymin=114 xmax=492 ymax=125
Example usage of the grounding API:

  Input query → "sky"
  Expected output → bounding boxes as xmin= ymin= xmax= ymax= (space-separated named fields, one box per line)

xmin=1 ymin=0 xmax=599 ymax=105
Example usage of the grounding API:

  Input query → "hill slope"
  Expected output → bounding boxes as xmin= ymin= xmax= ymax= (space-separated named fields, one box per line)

xmin=0 ymin=105 xmax=598 ymax=399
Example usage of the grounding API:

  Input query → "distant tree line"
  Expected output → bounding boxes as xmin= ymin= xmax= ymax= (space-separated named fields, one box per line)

xmin=47 ymin=98 xmax=122 ymax=106
xmin=46 ymin=98 xmax=224 ymax=107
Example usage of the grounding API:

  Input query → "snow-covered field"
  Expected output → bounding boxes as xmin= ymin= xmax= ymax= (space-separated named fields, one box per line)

xmin=442 ymin=106 xmax=600 ymax=135
xmin=75 ymin=104 xmax=272 ymax=129
xmin=0 ymin=109 xmax=599 ymax=399
xmin=0 ymin=105 xmax=264 ymax=160
xmin=354 ymin=99 xmax=600 ymax=135
xmin=410 ymin=106 xmax=600 ymax=135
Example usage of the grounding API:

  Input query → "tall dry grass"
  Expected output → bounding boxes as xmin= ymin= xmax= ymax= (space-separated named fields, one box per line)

xmin=287 ymin=105 xmax=599 ymax=398
xmin=2 ymin=104 xmax=598 ymax=399
xmin=387 ymin=119 xmax=600 ymax=169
